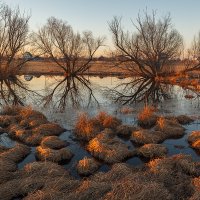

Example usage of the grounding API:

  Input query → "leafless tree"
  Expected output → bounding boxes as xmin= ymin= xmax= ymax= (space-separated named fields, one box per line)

xmin=33 ymin=17 xmax=104 ymax=76
xmin=184 ymin=32 xmax=200 ymax=72
xmin=0 ymin=3 xmax=30 ymax=77
xmin=109 ymin=11 xmax=183 ymax=77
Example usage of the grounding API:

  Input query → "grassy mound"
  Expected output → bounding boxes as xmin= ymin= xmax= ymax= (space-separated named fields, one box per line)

xmin=40 ymin=136 xmax=67 ymax=149
xmin=36 ymin=146 xmax=73 ymax=162
xmin=76 ymin=157 xmax=100 ymax=176
xmin=87 ymin=131 xmax=135 ymax=164
xmin=137 ymin=144 xmax=168 ymax=159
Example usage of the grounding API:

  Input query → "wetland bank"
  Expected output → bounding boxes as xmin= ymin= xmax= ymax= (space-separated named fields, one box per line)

xmin=0 ymin=1 xmax=200 ymax=199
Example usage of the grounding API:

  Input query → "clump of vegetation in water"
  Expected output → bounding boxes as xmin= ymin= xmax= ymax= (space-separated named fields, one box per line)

xmin=76 ymin=157 xmax=100 ymax=176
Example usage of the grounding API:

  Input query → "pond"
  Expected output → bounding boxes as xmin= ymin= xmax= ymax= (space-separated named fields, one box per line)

xmin=0 ymin=75 xmax=200 ymax=178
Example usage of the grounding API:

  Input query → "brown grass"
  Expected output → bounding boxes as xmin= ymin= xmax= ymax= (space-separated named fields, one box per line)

xmin=116 ymin=124 xmax=137 ymax=137
xmin=36 ymin=146 xmax=73 ymax=162
xmin=74 ymin=113 xmax=100 ymax=141
xmin=76 ymin=157 xmax=100 ymax=176
xmin=131 ymin=129 xmax=164 ymax=145
xmin=137 ymin=144 xmax=168 ymax=159
xmin=87 ymin=132 xmax=135 ymax=163
xmin=41 ymin=136 xmax=66 ymax=149
xmin=95 ymin=111 xmax=121 ymax=130
xmin=137 ymin=105 xmax=158 ymax=128
xmin=188 ymin=131 xmax=200 ymax=144
xmin=176 ymin=115 xmax=194 ymax=125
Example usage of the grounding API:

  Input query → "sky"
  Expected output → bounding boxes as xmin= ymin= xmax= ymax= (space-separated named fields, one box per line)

xmin=3 ymin=0 xmax=200 ymax=55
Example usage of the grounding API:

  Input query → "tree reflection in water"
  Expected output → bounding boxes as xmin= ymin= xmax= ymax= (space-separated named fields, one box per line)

xmin=107 ymin=77 xmax=172 ymax=105
xmin=43 ymin=75 xmax=99 ymax=110
xmin=0 ymin=76 xmax=40 ymax=106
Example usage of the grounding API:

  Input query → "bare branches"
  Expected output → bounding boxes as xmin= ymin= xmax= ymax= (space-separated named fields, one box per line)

xmin=0 ymin=3 xmax=30 ymax=76
xmin=33 ymin=17 xmax=104 ymax=76
xmin=109 ymin=11 xmax=183 ymax=77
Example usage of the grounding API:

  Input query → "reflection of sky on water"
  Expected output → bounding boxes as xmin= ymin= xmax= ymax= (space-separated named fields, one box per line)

xmin=17 ymin=75 xmax=200 ymax=128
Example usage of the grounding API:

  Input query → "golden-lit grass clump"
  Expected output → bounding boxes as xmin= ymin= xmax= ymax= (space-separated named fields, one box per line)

xmin=74 ymin=113 xmax=101 ymax=141
xmin=137 ymin=143 xmax=168 ymax=159
xmin=188 ymin=131 xmax=200 ymax=152
xmin=74 ymin=112 xmax=121 ymax=141
xmin=40 ymin=136 xmax=67 ymax=149
xmin=137 ymin=105 xmax=158 ymax=128
xmin=131 ymin=129 xmax=164 ymax=145
xmin=76 ymin=157 xmax=100 ymax=176
xmin=155 ymin=117 xmax=185 ymax=138
xmin=87 ymin=131 xmax=135 ymax=164
xmin=36 ymin=146 xmax=73 ymax=163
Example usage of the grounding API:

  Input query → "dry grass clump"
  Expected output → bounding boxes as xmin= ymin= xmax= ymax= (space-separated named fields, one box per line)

xmin=155 ymin=118 xmax=185 ymax=138
xmin=95 ymin=111 xmax=121 ymax=130
xmin=0 ymin=145 xmax=9 ymax=153
xmin=105 ymin=176 xmax=172 ymax=200
xmin=32 ymin=123 xmax=65 ymax=136
xmin=188 ymin=131 xmax=200 ymax=144
xmin=19 ymin=107 xmax=47 ymax=121
xmin=131 ymin=129 xmax=164 ymax=145
xmin=76 ymin=157 xmax=100 ymax=176
xmin=188 ymin=131 xmax=200 ymax=152
xmin=119 ymin=106 xmax=134 ymax=114
xmin=91 ymin=163 xmax=134 ymax=183
xmin=116 ymin=124 xmax=137 ymax=137
xmin=40 ymin=136 xmax=66 ymax=149
xmin=87 ymin=132 xmax=135 ymax=164
xmin=137 ymin=105 xmax=158 ymax=128
xmin=1 ymin=143 xmax=30 ymax=163
xmin=0 ymin=161 xmax=73 ymax=200
xmin=148 ymin=154 xmax=198 ymax=176
xmin=0 ymin=115 xmax=17 ymax=127
xmin=0 ymin=105 xmax=21 ymax=116
xmin=137 ymin=144 xmax=168 ymax=159
xmin=8 ymin=122 xmax=65 ymax=146
xmin=36 ymin=146 xmax=73 ymax=162
xmin=175 ymin=115 xmax=194 ymax=124
xmin=19 ymin=118 xmax=48 ymax=129
xmin=74 ymin=113 xmax=101 ymax=141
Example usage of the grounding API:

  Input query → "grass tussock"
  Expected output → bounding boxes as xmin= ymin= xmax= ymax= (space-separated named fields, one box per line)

xmin=74 ymin=113 xmax=101 ymax=141
xmin=76 ymin=157 xmax=100 ymax=176
xmin=0 ymin=115 xmax=17 ymax=128
xmin=137 ymin=144 xmax=168 ymax=159
xmin=41 ymin=136 xmax=67 ymax=149
xmin=74 ymin=112 xmax=121 ymax=141
xmin=116 ymin=124 xmax=137 ymax=137
xmin=119 ymin=106 xmax=134 ymax=114
xmin=131 ymin=129 xmax=164 ymax=145
xmin=175 ymin=115 xmax=194 ymax=125
xmin=188 ymin=131 xmax=200 ymax=152
xmin=87 ymin=131 xmax=135 ymax=164
xmin=36 ymin=146 xmax=73 ymax=162
xmin=137 ymin=105 xmax=157 ymax=128
xmin=155 ymin=118 xmax=185 ymax=138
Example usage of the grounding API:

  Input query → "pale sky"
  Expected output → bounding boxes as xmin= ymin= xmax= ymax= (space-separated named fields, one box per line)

xmin=3 ymin=0 xmax=200 ymax=54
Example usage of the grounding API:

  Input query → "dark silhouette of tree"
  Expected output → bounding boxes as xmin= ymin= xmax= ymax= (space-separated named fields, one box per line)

xmin=0 ymin=3 xmax=30 ymax=77
xmin=109 ymin=11 xmax=183 ymax=77
xmin=33 ymin=17 xmax=104 ymax=76
xmin=184 ymin=32 xmax=200 ymax=72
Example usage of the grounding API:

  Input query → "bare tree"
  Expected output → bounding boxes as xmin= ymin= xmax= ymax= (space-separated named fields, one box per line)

xmin=0 ymin=3 xmax=30 ymax=77
xmin=109 ymin=11 xmax=183 ymax=77
xmin=184 ymin=32 xmax=200 ymax=72
xmin=33 ymin=17 xmax=104 ymax=76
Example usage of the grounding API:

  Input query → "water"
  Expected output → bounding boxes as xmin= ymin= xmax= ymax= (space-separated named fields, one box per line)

xmin=0 ymin=75 xmax=199 ymax=176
